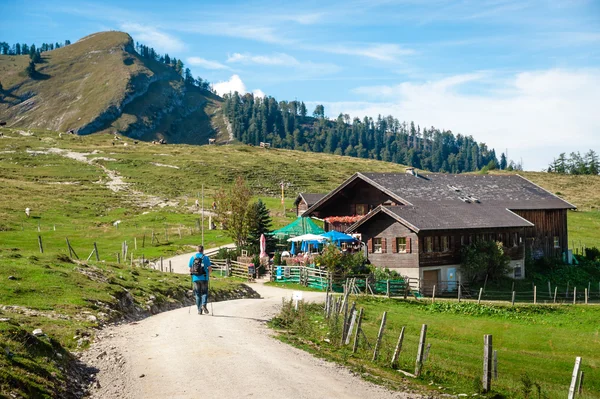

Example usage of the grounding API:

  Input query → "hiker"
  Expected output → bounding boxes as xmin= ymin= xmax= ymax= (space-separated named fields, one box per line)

xmin=189 ymin=245 xmax=212 ymax=315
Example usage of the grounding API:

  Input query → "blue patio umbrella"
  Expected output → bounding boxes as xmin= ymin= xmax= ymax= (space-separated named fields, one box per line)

xmin=321 ymin=230 xmax=358 ymax=246
xmin=290 ymin=241 xmax=296 ymax=255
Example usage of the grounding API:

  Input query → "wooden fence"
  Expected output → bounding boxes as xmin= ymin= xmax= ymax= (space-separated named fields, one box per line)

xmin=211 ymin=258 xmax=254 ymax=281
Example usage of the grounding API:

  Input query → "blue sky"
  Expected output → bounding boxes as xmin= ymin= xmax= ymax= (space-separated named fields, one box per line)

xmin=2 ymin=0 xmax=600 ymax=171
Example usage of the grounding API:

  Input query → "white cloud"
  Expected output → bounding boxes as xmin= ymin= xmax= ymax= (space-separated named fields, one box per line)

xmin=176 ymin=23 xmax=289 ymax=45
xmin=121 ymin=23 xmax=184 ymax=53
xmin=313 ymin=43 xmax=415 ymax=62
xmin=213 ymin=75 xmax=246 ymax=96
xmin=287 ymin=12 xmax=325 ymax=25
xmin=187 ymin=56 xmax=230 ymax=70
xmin=212 ymin=75 xmax=266 ymax=98
xmin=313 ymin=69 xmax=600 ymax=171
xmin=226 ymin=52 xmax=341 ymax=77
xmin=227 ymin=52 xmax=299 ymax=66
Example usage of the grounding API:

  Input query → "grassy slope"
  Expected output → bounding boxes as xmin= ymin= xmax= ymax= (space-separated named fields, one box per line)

xmin=277 ymin=298 xmax=600 ymax=399
xmin=0 ymin=31 xmax=220 ymax=143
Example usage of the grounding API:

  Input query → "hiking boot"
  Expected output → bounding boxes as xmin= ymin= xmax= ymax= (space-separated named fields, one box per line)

xmin=203 ymin=305 xmax=209 ymax=314
xmin=197 ymin=309 xmax=203 ymax=315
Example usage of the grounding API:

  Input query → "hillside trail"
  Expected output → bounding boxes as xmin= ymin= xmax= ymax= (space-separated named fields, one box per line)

xmin=26 ymin=145 xmax=208 ymax=209
xmin=81 ymin=282 xmax=423 ymax=399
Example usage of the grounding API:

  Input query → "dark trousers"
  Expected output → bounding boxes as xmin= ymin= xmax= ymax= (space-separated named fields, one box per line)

xmin=193 ymin=280 xmax=209 ymax=310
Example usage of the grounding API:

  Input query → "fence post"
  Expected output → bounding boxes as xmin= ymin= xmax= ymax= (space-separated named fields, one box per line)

xmin=573 ymin=287 xmax=576 ymax=305
xmin=352 ymin=308 xmax=364 ymax=354
xmin=483 ymin=334 xmax=493 ymax=393
xmin=554 ymin=286 xmax=557 ymax=304
xmin=391 ymin=326 xmax=405 ymax=369
xmin=37 ymin=235 xmax=43 ymax=254
xmin=93 ymin=242 xmax=99 ymax=261
xmin=585 ymin=288 xmax=588 ymax=304
xmin=577 ymin=371 xmax=585 ymax=395
xmin=386 ymin=279 xmax=390 ymax=298
xmin=340 ymin=299 xmax=350 ymax=344
xmin=345 ymin=308 xmax=357 ymax=345
xmin=512 ymin=291 xmax=516 ymax=306
xmin=432 ymin=285 xmax=436 ymax=304
xmin=458 ymin=284 xmax=462 ymax=303
xmin=117 ymin=253 xmax=120 ymax=263
xmin=134 ymin=237 xmax=137 ymax=250
xmin=478 ymin=287 xmax=483 ymax=304
xmin=169 ymin=260 xmax=172 ymax=273
xmin=372 ymin=311 xmax=387 ymax=362
xmin=493 ymin=350 xmax=498 ymax=380
xmin=534 ymin=285 xmax=537 ymax=304
xmin=142 ymin=233 xmax=145 ymax=248
xmin=548 ymin=281 xmax=551 ymax=298
xmin=415 ymin=324 xmax=427 ymax=377
xmin=568 ymin=357 xmax=582 ymax=399
xmin=160 ymin=256 xmax=163 ymax=272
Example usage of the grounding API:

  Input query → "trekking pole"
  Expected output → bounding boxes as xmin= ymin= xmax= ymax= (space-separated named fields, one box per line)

xmin=189 ymin=275 xmax=194 ymax=314
xmin=209 ymin=279 xmax=214 ymax=316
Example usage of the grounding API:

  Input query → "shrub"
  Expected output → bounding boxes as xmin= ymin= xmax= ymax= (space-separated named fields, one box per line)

xmin=460 ymin=240 xmax=510 ymax=284
xmin=585 ymin=246 xmax=600 ymax=261
xmin=314 ymin=244 xmax=367 ymax=274
xmin=273 ymin=251 xmax=282 ymax=265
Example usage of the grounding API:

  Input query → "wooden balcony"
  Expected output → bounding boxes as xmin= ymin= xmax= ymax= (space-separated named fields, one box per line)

xmin=419 ymin=245 xmax=524 ymax=267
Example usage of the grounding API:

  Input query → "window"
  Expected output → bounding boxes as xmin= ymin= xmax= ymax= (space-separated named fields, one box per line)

xmin=396 ymin=237 xmax=407 ymax=253
xmin=553 ymin=236 xmax=560 ymax=249
xmin=424 ymin=237 xmax=433 ymax=253
xmin=373 ymin=237 xmax=382 ymax=253
xmin=441 ymin=236 xmax=450 ymax=252
xmin=514 ymin=264 xmax=522 ymax=278
xmin=355 ymin=204 xmax=368 ymax=215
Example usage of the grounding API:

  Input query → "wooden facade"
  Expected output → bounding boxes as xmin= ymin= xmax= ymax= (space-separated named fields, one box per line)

xmin=512 ymin=209 xmax=568 ymax=258
xmin=296 ymin=199 xmax=309 ymax=216
xmin=310 ymin=179 xmax=399 ymax=219
xmin=356 ymin=213 xmax=420 ymax=271
xmin=356 ymin=212 xmax=527 ymax=272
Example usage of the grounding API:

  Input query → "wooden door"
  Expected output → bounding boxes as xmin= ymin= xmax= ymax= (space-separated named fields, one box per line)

xmin=422 ymin=270 xmax=439 ymax=296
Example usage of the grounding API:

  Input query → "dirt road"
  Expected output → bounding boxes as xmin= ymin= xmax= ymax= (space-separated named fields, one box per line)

xmin=83 ymin=283 xmax=421 ymax=399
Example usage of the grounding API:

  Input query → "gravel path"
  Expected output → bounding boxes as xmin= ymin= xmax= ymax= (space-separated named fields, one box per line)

xmin=82 ymin=283 xmax=424 ymax=399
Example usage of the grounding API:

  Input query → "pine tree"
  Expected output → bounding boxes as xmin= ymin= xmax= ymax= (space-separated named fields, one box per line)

xmin=175 ymin=59 xmax=184 ymax=76
xmin=300 ymin=102 xmax=307 ymax=118
xmin=585 ymin=150 xmax=599 ymax=175
xmin=25 ymin=60 xmax=36 ymax=77
xmin=246 ymin=199 xmax=274 ymax=255
xmin=184 ymin=68 xmax=194 ymax=85
xmin=500 ymin=153 xmax=507 ymax=170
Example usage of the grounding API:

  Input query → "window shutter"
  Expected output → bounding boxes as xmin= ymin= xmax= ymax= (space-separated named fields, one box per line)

xmin=382 ymin=238 xmax=387 ymax=253
xmin=367 ymin=238 xmax=373 ymax=253
xmin=392 ymin=238 xmax=398 ymax=253
xmin=406 ymin=237 xmax=411 ymax=253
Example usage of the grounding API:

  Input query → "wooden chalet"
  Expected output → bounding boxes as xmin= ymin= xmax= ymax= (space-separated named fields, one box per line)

xmin=294 ymin=193 xmax=326 ymax=216
xmin=305 ymin=170 xmax=576 ymax=286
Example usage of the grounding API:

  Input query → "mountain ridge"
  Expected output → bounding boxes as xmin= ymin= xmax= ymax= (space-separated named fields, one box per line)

xmin=0 ymin=31 xmax=223 ymax=144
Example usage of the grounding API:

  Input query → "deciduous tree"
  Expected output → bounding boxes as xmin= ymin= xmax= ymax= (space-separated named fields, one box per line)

xmin=214 ymin=176 xmax=252 ymax=248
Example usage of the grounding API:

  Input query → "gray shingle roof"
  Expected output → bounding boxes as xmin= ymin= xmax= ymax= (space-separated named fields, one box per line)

xmin=360 ymin=173 xmax=575 ymax=210
xmin=295 ymin=193 xmax=326 ymax=207
xmin=383 ymin=205 xmax=533 ymax=232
